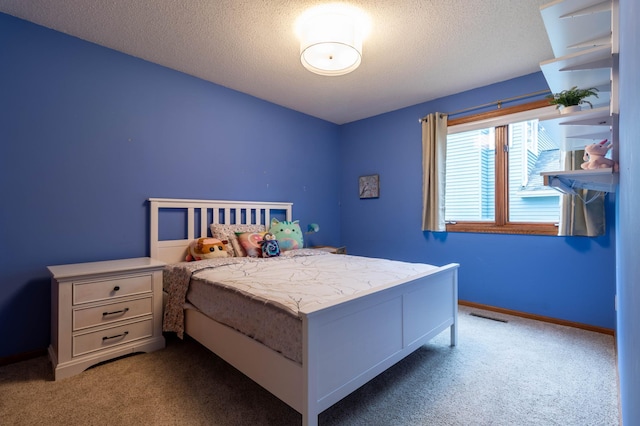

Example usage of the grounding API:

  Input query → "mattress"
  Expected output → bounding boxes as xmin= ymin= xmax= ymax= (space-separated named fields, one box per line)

xmin=164 ymin=250 xmax=437 ymax=364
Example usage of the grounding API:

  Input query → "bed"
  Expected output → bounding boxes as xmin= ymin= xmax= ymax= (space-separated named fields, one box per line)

xmin=149 ymin=198 xmax=459 ymax=426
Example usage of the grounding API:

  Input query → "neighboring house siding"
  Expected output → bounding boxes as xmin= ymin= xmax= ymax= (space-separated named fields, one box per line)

xmin=482 ymin=144 xmax=494 ymax=219
xmin=510 ymin=122 xmax=531 ymax=221
xmin=509 ymin=121 xmax=560 ymax=223
xmin=445 ymin=130 xmax=491 ymax=221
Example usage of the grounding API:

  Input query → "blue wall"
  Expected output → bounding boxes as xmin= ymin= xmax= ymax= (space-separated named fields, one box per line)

xmin=617 ymin=0 xmax=640 ymax=424
xmin=339 ymin=73 xmax=616 ymax=330
xmin=0 ymin=13 xmax=341 ymax=358
xmin=0 ymin=11 xmax=619 ymax=362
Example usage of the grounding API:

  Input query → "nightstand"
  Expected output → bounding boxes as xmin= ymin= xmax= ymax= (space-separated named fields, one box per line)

xmin=48 ymin=257 xmax=166 ymax=380
xmin=311 ymin=246 xmax=347 ymax=254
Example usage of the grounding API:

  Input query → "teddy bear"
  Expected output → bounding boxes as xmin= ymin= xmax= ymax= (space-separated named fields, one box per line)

xmin=581 ymin=139 xmax=616 ymax=170
xmin=185 ymin=237 xmax=229 ymax=261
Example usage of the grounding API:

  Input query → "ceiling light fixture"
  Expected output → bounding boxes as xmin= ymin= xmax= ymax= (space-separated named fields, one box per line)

xmin=296 ymin=4 xmax=371 ymax=77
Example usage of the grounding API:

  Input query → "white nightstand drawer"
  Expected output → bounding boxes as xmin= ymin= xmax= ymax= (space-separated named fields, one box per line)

xmin=73 ymin=318 xmax=153 ymax=357
xmin=73 ymin=297 xmax=153 ymax=331
xmin=73 ymin=274 xmax=152 ymax=305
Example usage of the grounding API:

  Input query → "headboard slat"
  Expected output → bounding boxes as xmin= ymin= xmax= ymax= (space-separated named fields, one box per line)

xmin=200 ymin=209 xmax=208 ymax=238
xmin=187 ymin=207 xmax=195 ymax=240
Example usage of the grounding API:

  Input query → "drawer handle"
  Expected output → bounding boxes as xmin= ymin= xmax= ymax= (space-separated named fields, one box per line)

xmin=102 ymin=308 xmax=129 ymax=317
xmin=102 ymin=331 xmax=129 ymax=341
xmin=113 ymin=286 xmax=120 ymax=292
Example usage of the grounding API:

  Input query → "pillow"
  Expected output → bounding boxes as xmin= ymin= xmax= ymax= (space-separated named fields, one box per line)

xmin=269 ymin=219 xmax=303 ymax=251
xmin=236 ymin=232 xmax=266 ymax=258
xmin=229 ymin=238 xmax=244 ymax=258
xmin=210 ymin=224 xmax=265 ymax=256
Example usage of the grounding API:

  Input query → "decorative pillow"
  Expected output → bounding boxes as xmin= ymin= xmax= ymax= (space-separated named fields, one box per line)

xmin=210 ymin=224 xmax=265 ymax=256
xmin=229 ymin=238 xmax=243 ymax=258
xmin=269 ymin=219 xmax=303 ymax=251
xmin=236 ymin=232 xmax=266 ymax=258
xmin=185 ymin=238 xmax=229 ymax=262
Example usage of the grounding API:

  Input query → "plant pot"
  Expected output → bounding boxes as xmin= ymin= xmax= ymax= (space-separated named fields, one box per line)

xmin=560 ymin=105 xmax=582 ymax=115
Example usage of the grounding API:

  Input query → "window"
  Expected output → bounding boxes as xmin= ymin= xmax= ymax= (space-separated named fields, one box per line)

xmin=444 ymin=100 xmax=562 ymax=235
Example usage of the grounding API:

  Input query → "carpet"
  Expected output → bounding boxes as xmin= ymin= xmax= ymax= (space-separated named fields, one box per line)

xmin=0 ymin=306 xmax=619 ymax=425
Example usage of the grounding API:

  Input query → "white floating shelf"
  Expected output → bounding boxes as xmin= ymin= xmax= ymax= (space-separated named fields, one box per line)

xmin=559 ymin=108 xmax=612 ymax=125
xmin=546 ymin=105 xmax=610 ymax=123
xmin=568 ymin=34 xmax=611 ymax=50
xmin=559 ymin=0 xmax=611 ymax=18
xmin=565 ymin=130 xmax=611 ymax=140
xmin=541 ymin=45 xmax=613 ymax=94
xmin=540 ymin=0 xmax=612 ymax=57
xmin=542 ymin=168 xmax=617 ymax=193
xmin=540 ymin=107 xmax=613 ymax=150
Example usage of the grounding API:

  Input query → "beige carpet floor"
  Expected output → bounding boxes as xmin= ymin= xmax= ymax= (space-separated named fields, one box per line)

xmin=0 ymin=306 xmax=619 ymax=425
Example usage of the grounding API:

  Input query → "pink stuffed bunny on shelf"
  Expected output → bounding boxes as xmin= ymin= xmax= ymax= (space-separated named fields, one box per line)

xmin=581 ymin=139 xmax=617 ymax=171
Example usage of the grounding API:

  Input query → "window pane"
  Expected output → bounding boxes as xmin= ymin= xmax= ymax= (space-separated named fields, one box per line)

xmin=445 ymin=128 xmax=495 ymax=221
xmin=507 ymin=120 xmax=561 ymax=223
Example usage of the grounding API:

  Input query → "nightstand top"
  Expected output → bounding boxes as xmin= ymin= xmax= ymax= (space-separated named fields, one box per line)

xmin=311 ymin=246 xmax=347 ymax=254
xmin=48 ymin=257 xmax=166 ymax=280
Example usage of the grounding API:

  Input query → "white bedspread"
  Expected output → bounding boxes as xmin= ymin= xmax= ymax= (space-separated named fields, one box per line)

xmin=192 ymin=252 xmax=437 ymax=316
xmin=163 ymin=250 xmax=437 ymax=362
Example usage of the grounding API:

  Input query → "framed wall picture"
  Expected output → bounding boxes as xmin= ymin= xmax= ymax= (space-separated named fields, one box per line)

xmin=359 ymin=174 xmax=379 ymax=199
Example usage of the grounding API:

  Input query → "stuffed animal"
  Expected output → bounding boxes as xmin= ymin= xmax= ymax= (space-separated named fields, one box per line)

xmin=581 ymin=139 xmax=616 ymax=170
xmin=269 ymin=218 xmax=303 ymax=251
xmin=260 ymin=232 xmax=281 ymax=258
xmin=185 ymin=237 xmax=229 ymax=261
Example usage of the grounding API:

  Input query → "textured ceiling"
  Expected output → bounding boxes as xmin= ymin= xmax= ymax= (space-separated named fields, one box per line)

xmin=0 ymin=0 xmax=554 ymax=124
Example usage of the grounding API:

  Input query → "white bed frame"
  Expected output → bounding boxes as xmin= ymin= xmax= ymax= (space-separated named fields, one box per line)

xmin=149 ymin=198 xmax=459 ymax=426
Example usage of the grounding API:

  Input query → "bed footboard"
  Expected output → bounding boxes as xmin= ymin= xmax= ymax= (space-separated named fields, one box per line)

xmin=185 ymin=263 xmax=458 ymax=426
xmin=300 ymin=263 xmax=459 ymax=426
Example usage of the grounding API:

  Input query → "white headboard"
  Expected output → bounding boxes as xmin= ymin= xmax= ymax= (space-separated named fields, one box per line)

xmin=148 ymin=198 xmax=293 ymax=264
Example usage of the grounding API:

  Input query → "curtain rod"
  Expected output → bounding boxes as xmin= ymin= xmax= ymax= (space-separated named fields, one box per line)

xmin=418 ymin=89 xmax=551 ymax=123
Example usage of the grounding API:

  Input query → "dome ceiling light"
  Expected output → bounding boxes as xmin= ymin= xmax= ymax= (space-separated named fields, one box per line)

xmin=296 ymin=4 xmax=371 ymax=76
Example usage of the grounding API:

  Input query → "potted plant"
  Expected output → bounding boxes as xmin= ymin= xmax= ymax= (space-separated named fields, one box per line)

xmin=547 ymin=86 xmax=599 ymax=114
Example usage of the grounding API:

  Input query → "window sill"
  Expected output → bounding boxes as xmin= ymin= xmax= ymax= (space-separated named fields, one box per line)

xmin=445 ymin=222 xmax=558 ymax=236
